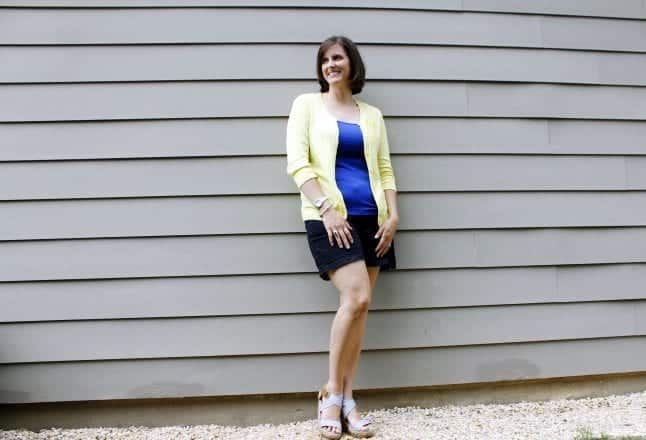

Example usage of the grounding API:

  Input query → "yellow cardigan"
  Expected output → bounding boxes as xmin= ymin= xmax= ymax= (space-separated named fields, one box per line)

xmin=286 ymin=92 xmax=397 ymax=226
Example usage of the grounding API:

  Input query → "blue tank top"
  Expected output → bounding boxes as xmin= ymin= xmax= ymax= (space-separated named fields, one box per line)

xmin=335 ymin=121 xmax=378 ymax=216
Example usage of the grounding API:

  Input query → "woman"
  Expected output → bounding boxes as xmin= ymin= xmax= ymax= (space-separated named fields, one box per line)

xmin=286 ymin=36 xmax=398 ymax=439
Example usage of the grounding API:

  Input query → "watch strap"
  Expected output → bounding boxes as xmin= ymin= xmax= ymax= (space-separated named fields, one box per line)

xmin=314 ymin=196 xmax=328 ymax=208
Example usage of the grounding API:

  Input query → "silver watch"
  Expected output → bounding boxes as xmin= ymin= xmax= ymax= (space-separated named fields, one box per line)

xmin=314 ymin=196 xmax=328 ymax=208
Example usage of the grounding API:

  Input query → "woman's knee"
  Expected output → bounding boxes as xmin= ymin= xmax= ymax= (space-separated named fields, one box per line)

xmin=331 ymin=261 xmax=372 ymax=317
xmin=353 ymin=293 xmax=371 ymax=315
xmin=341 ymin=280 xmax=371 ymax=318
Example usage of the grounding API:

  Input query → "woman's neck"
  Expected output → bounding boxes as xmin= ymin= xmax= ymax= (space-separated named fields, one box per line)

xmin=325 ymin=84 xmax=353 ymax=105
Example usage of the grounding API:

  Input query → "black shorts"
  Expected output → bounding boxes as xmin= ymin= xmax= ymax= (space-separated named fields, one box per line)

xmin=304 ymin=215 xmax=397 ymax=281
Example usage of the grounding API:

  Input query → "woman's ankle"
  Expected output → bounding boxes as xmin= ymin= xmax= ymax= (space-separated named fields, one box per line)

xmin=326 ymin=381 xmax=342 ymax=395
xmin=342 ymin=380 xmax=354 ymax=399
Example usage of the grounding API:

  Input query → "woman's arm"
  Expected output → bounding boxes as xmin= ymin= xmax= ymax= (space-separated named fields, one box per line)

xmin=384 ymin=189 xmax=399 ymax=221
xmin=376 ymin=112 xmax=397 ymax=192
xmin=374 ymin=111 xmax=398 ymax=257
xmin=375 ymin=189 xmax=398 ymax=257
xmin=286 ymin=95 xmax=353 ymax=248
xmin=286 ymin=95 xmax=317 ymax=187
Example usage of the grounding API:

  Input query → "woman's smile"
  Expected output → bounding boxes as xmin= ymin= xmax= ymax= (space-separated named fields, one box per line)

xmin=321 ymin=43 xmax=350 ymax=85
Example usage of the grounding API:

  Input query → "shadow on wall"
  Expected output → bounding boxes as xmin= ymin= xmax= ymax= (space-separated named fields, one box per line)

xmin=477 ymin=358 xmax=541 ymax=382
xmin=128 ymin=382 xmax=205 ymax=399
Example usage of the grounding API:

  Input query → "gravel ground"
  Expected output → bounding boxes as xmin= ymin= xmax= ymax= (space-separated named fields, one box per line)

xmin=2 ymin=391 xmax=646 ymax=440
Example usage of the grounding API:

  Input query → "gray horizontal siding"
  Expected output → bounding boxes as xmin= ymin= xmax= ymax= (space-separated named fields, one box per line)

xmin=462 ymin=0 xmax=646 ymax=19
xmin=466 ymin=83 xmax=646 ymax=119
xmin=3 ymin=264 xmax=646 ymax=322
xmin=0 ymin=119 xmax=288 ymax=160
xmin=394 ymin=155 xmax=631 ymax=192
xmin=4 ymin=118 xmax=646 ymax=161
xmin=2 ymin=2 xmax=646 ymax=405
xmin=0 ymin=9 xmax=542 ymax=46
xmin=5 ymin=81 xmax=646 ymax=122
xmin=0 ymin=1 xmax=644 ymax=20
xmin=5 ymin=192 xmax=646 ymax=240
xmin=4 ymin=45 xmax=646 ymax=86
xmin=3 ymin=228 xmax=646 ymax=281
xmin=0 ymin=155 xmax=639 ymax=200
xmin=2 ymin=8 xmax=646 ymax=51
xmin=2 ymin=337 xmax=646 ymax=403
xmin=5 ymin=0 xmax=461 ymax=9
xmin=3 ymin=301 xmax=646 ymax=363
xmin=540 ymin=15 xmax=646 ymax=52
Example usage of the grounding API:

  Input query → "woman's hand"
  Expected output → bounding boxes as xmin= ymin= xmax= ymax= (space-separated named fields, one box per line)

xmin=321 ymin=204 xmax=353 ymax=249
xmin=375 ymin=215 xmax=398 ymax=257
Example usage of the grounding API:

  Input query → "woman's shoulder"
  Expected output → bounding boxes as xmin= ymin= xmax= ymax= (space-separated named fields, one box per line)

xmin=357 ymin=99 xmax=384 ymax=120
xmin=292 ymin=92 xmax=320 ymax=106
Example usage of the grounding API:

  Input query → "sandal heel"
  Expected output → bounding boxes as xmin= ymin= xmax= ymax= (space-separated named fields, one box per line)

xmin=342 ymin=398 xmax=375 ymax=438
xmin=317 ymin=385 xmax=343 ymax=440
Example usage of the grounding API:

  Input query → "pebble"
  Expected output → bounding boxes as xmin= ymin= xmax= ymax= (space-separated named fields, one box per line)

xmin=2 ymin=390 xmax=646 ymax=439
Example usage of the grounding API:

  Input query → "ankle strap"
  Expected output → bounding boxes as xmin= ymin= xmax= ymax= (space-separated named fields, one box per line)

xmin=342 ymin=398 xmax=357 ymax=417
xmin=320 ymin=392 xmax=343 ymax=410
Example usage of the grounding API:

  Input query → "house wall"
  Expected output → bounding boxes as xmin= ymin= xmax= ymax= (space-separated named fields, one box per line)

xmin=2 ymin=1 xmax=646 ymax=404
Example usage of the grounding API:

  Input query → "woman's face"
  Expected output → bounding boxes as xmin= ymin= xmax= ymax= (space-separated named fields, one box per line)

xmin=321 ymin=43 xmax=351 ymax=88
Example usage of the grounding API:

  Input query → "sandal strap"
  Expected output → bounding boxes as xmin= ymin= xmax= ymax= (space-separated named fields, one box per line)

xmin=319 ymin=392 xmax=343 ymax=410
xmin=319 ymin=418 xmax=342 ymax=430
xmin=352 ymin=417 xmax=372 ymax=428
xmin=342 ymin=398 xmax=357 ymax=417
xmin=343 ymin=398 xmax=372 ymax=430
xmin=345 ymin=416 xmax=373 ymax=434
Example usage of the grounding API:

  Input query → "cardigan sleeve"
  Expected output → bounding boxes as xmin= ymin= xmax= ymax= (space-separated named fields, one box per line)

xmin=286 ymin=94 xmax=317 ymax=188
xmin=377 ymin=110 xmax=397 ymax=191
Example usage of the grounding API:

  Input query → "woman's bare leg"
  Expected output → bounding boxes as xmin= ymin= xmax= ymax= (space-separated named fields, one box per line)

xmin=342 ymin=267 xmax=379 ymax=424
xmin=321 ymin=260 xmax=372 ymax=436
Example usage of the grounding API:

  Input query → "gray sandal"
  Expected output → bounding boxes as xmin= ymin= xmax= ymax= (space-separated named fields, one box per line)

xmin=318 ymin=386 xmax=343 ymax=439
xmin=342 ymin=398 xmax=375 ymax=438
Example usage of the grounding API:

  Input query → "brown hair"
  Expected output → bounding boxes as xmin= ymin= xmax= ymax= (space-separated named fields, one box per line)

xmin=316 ymin=35 xmax=366 ymax=95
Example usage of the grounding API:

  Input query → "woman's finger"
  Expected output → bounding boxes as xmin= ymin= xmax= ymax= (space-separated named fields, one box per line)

xmin=375 ymin=226 xmax=386 ymax=255
xmin=377 ymin=228 xmax=394 ymax=256
xmin=332 ymin=229 xmax=342 ymax=248
xmin=378 ymin=240 xmax=392 ymax=258
xmin=327 ymin=228 xmax=335 ymax=247
xmin=375 ymin=236 xmax=386 ymax=257
xmin=343 ymin=225 xmax=354 ymax=244
xmin=340 ymin=228 xmax=351 ymax=249
xmin=333 ymin=228 xmax=345 ymax=248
